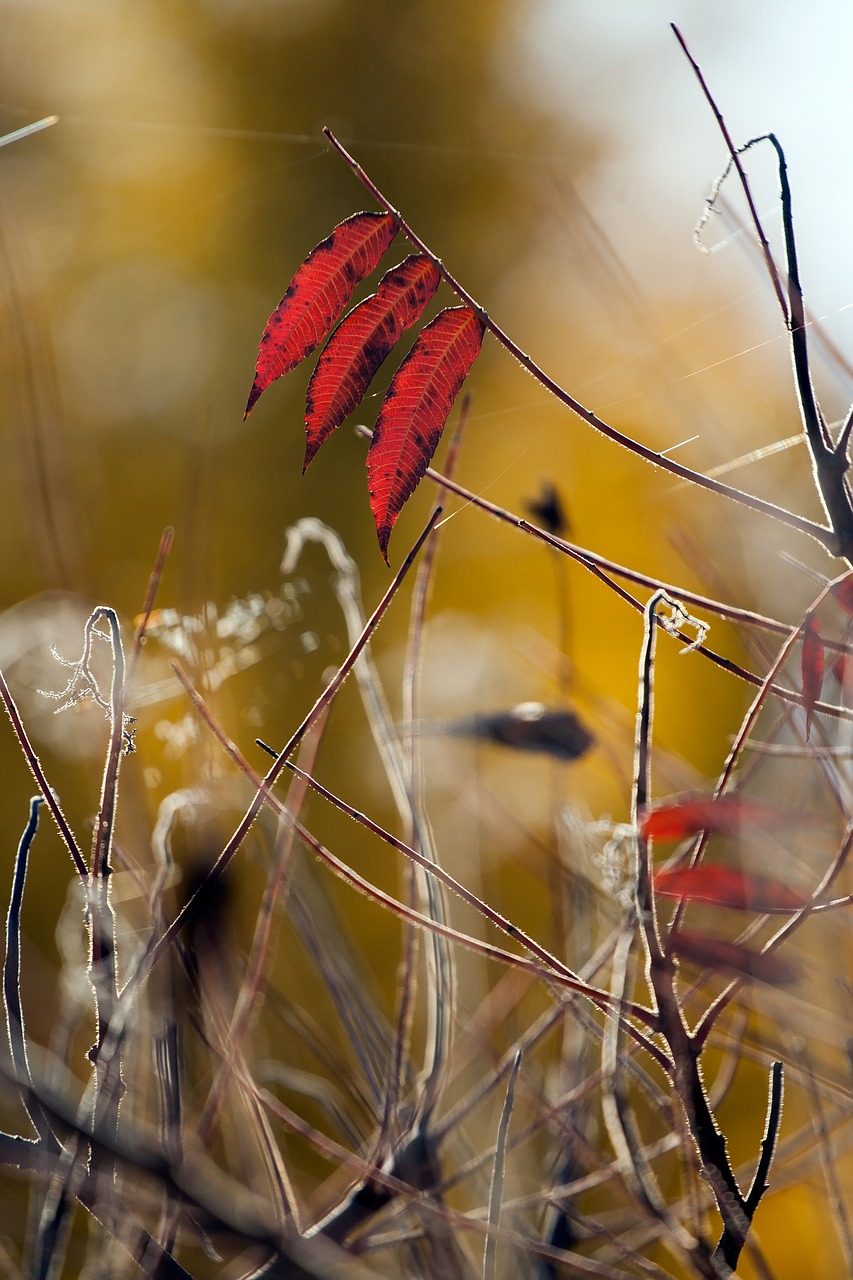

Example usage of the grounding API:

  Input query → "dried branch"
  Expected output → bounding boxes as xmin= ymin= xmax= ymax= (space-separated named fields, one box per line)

xmin=325 ymin=128 xmax=837 ymax=554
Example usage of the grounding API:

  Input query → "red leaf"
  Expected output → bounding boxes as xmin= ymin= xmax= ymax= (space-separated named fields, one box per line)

xmin=831 ymin=574 xmax=853 ymax=615
xmin=244 ymin=212 xmax=398 ymax=418
xmin=669 ymin=930 xmax=798 ymax=986
xmin=802 ymin=612 xmax=825 ymax=740
xmin=640 ymin=794 xmax=804 ymax=842
xmin=367 ymin=306 xmax=485 ymax=562
xmin=303 ymin=254 xmax=440 ymax=470
xmin=654 ymin=865 xmax=807 ymax=913
xmin=832 ymin=651 xmax=850 ymax=687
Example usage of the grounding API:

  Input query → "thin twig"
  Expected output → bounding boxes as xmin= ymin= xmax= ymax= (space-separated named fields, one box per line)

xmin=280 ymin=761 xmax=661 ymax=1036
xmin=714 ymin=1062 xmax=784 ymax=1271
xmin=671 ymin=26 xmax=788 ymax=323
xmin=673 ymin=29 xmax=853 ymax=561
xmin=83 ymin=609 xmax=128 ymax=1144
xmin=194 ymin=711 xmax=329 ymax=1233
xmin=668 ymin=575 xmax=840 ymax=945
xmin=634 ymin=593 xmax=753 ymax=1275
xmin=746 ymin=133 xmax=853 ymax=558
xmin=140 ymin=506 xmax=442 ymax=976
xmin=694 ymin=816 xmax=853 ymax=1050
xmin=355 ymin=427 xmax=853 ymax=719
xmin=3 ymin=796 xmax=56 ymax=1148
xmin=127 ymin=525 xmax=174 ymax=687
xmin=325 ymin=127 xmax=837 ymax=554
xmin=0 ymin=669 xmax=86 ymax=878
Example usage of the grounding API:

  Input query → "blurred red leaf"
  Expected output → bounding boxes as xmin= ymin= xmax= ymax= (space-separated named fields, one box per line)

xmin=640 ymin=794 xmax=803 ymax=841
xmin=244 ymin=211 xmax=398 ymax=418
xmin=802 ymin=612 xmax=824 ymax=740
xmin=669 ymin=930 xmax=798 ymax=986
xmin=654 ymin=865 xmax=807 ymax=912
xmin=832 ymin=651 xmax=850 ymax=687
xmin=831 ymin=574 xmax=853 ymax=615
xmin=367 ymin=306 xmax=485 ymax=562
xmin=303 ymin=254 xmax=440 ymax=470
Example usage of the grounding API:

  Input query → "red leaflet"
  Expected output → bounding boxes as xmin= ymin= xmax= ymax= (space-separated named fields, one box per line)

xmin=832 ymin=651 xmax=850 ymax=687
xmin=669 ymin=930 xmax=798 ymax=986
xmin=654 ymin=865 xmax=807 ymax=913
xmin=640 ymin=794 xmax=801 ymax=841
xmin=303 ymin=254 xmax=440 ymax=471
xmin=802 ymin=612 xmax=824 ymax=740
xmin=831 ymin=574 xmax=853 ymax=615
xmin=244 ymin=212 xmax=398 ymax=418
xmin=367 ymin=306 xmax=485 ymax=562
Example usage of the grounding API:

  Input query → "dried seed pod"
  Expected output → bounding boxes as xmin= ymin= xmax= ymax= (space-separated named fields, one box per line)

xmin=414 ymin=701 xmax=594 ymax=762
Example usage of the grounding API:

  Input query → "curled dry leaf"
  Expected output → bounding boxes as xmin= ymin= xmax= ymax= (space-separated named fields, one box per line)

xmin=418 ymin=702 xmax=594 ymax=762
xmin=669 ymin=929 xmax=799 ymax=987
xmin=304 ymin=253 xmax=440 ymax=470
xmin=654 ymin=864 xmax=808 ymax=913
xmin=244 ymin=211 xmax=398 ymax=418
xmin=367 ymin=306 xmax=485 ymax=562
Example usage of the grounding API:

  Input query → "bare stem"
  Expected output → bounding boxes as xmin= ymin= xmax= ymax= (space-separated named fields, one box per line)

xmin=142 ymin=507 xmax=442 ymax=975
xmin=324 ymin=127 xmax=836 ymax=554
xmin=671 ymin=25 xmax=788 ymax=323
xmin=0 ymin=668 xmax=86 ymax=878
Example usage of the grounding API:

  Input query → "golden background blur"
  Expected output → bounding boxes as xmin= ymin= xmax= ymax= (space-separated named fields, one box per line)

xmin=0 ymin=2 xmax=852 ymax=1275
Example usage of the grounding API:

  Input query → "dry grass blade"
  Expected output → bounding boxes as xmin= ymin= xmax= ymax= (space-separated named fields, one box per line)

xmin=483 ymin=1048 xmax=521 ymax=1280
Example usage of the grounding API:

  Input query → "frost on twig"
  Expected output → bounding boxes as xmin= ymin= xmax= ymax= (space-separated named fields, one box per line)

xmin=39 ymin=614 xmax=136 ymax=754
xmin=655 ymin=593 xmax=709 ymax=654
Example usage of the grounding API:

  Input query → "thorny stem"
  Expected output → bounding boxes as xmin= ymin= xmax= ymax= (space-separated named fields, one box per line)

xmin=717 ymin=1062 xmax=784 ymax=1271
xmin=765 ymin=131 xmax=853 ymax=559
xmin=836 ymin=401 xmax=853 ymax=467
xmin=634 ymin=593 xmax=782 ymax=1273
xmin=324 ymin=126 xmax=837 ymax=555
xmin=734 ymin=131 xmax=853 ymax=561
